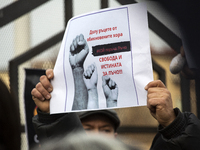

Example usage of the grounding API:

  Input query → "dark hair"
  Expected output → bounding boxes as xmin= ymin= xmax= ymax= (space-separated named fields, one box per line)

xmin=0 ymin=79 xmax=21 ymax=150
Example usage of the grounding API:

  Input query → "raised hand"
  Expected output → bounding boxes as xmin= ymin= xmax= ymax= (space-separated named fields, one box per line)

xmin=83 ymin=63 xmax=99 ymax=109
xmin=31 ymin=69 xmax=54 ymax=113
xmin=145 ymin=80 xmax=176 ymax=127
xmin=70 ymin=34 xmax=89 ymax=110
xmin=102 ymin=76 xmax=118 ymax=107
xmin=69 ymin=34 xmax=89 ymax=69
xmin=83 ymin=63 xmax=98 ymax=90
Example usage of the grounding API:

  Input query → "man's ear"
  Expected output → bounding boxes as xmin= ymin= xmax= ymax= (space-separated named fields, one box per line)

xmin=114 ymin=132 xmax=118 ymax=138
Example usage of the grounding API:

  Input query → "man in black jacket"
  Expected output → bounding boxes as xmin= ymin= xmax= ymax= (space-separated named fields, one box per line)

xmin=32 ymin=69 xmax=200 ymax=149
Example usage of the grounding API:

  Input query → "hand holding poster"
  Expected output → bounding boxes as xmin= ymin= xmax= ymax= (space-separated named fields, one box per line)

xmin=50 ymin=3 xmax=153 ymax=114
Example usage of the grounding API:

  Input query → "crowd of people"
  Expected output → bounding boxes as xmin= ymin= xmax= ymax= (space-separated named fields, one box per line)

xmin=31 ymin=69 xmax=200 ymax=150
xmin=1 ymin=1 xmax=200 ymax=149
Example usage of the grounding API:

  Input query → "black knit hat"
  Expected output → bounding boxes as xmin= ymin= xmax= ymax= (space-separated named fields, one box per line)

xmin=77 ymin=109 xmax=120 ymax=131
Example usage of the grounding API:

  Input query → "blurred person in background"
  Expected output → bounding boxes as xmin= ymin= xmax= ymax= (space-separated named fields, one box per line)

xmin=0 ymin=79 xmax=21 ymax=150
xmin=33 ymin=132 xmax=135 ymax=150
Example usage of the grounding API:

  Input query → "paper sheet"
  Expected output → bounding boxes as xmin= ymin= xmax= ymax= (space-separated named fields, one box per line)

xmin=50 ymin=3 xmax=153 ymax=114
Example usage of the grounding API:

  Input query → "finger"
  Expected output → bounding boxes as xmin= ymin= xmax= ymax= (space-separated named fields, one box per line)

xmin=147 ymin=97 xmax=159 ymax=107
xmin=76 ymin=34 xmax=89 ymax=54
xmin=33 ymin=96 xmax=50 ymax=113
xmin=73 ymin=38 xmax=78 ymax=49
xmin=78 ymin=34 xmax=86 ymax=46
xmin=91 ymin=64 xmax=95 ymax=72
xmin=86 ymin=65 xmax=92 ymax=75
xmin=78 ymin=39 xmax=85 ymax=46
xmin=102 ymin=76 xmax=109 ymax=86
xmin=147 ymin=92 xmax=171 ymax=111
xmin=148 ymin=105 xmax=157 ymax=119
xmin=145 ymin=80 xmax=166 ymax=90
xmin=147 ymin=104 xmax=156 ymax=114
xmin=88 ymin=65 xmax=93 ymax=74
xmin=104 ymin=76 xmax=110 ymax=84
xmin=108 ymin=79 xmax=113 ymax=88
xmin=111 ymin=80 xmax=116 ymax=87
xmin=109 ymin=79 xmax=117 ymax=89
xmin=46 ymin=69 xmax=54 ymax=79
xmin=79 ymin=34 xmax=84 ymax=41
xmin=147 ymin=88 xmax=171 ymax=99
xmin=84 ymin=70 xmax=90 ymax=79
xmin=83 ymin=71 xmax=87 ymax=79
xmin=147 ymin=91 xmax=159 ymax=100
xmin=86 ymin=70 xmax=91 ymax=77
xmin=147 ymin=87 xmax=165 ymax=95
xmin=76 ymin=35 xmax=80 ymax=44
xmin=31 ymin=88 xmax=45 ymax=101
xmin=40 ymin=75 xmax=53 ymax=93
xmin=70 ymin=44 xmax=75 ymax=53
xmin=35 ymin=82 xmax=51 ymax=100
xmin=147 ymin=97 xmax=161 ymax=116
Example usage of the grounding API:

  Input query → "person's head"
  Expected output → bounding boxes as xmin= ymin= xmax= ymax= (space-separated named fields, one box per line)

xmin=36 ymin=132 xmax=129 ymax=150
xmin=77 ymin=109 xmax=120 ymax=138
xmin=0 ymin=79 xmax=21 ymax=150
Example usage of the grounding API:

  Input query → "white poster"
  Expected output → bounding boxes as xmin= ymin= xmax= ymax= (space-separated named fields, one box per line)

xmin=50 ymin=3 xmax=153 ymax=114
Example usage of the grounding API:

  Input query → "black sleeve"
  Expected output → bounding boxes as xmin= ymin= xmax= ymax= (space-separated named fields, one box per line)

xmin=151 ymin=108 xmax=200 ymax=150
xmin=32 ymin=109 xmax=84 ymax=143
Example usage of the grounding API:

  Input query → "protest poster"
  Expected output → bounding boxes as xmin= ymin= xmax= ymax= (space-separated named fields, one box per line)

xmin=50 ymin=3 xmax=153 ymax=113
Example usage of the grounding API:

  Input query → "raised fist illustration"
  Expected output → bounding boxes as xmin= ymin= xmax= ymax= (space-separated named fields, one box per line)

xmin=102 ymin=76 xmax=118 ymax=107
xmin=69 ymin=34 xmax=89 ymax=69
xmin=83 ymin=63 xmax=98 ymax=90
